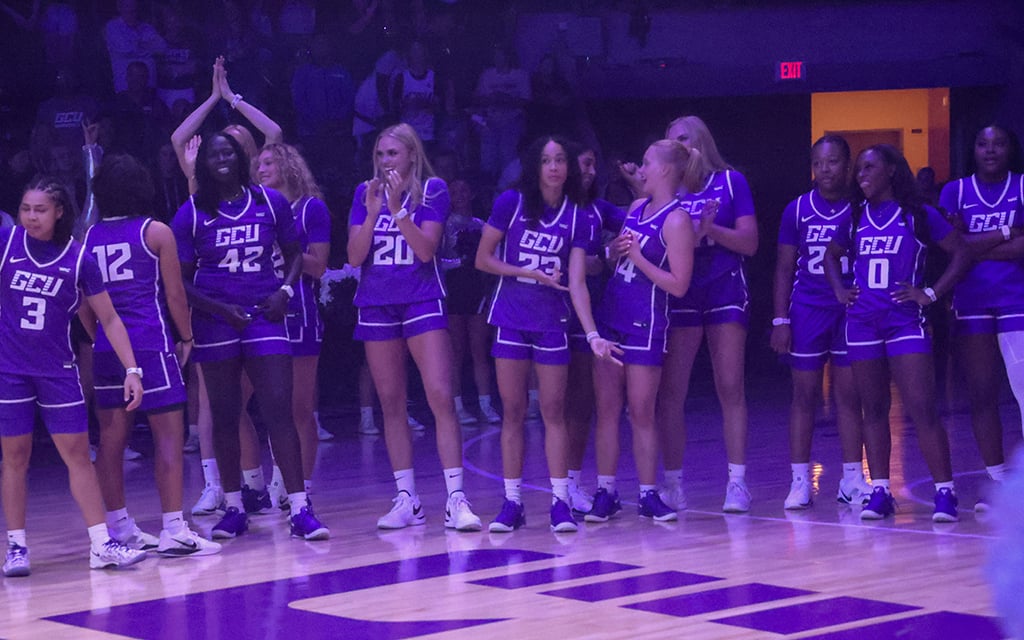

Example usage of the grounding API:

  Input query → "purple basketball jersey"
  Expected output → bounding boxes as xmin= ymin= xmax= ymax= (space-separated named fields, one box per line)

xmin=778 ymin=190 xmax=852 ymax=308
xmin=350 ymin=177 xmax=449 ymax=307
xmin=0 ymin=227 xmax=104 ymax=376
xmin=679 ymin=170 xmax=754 ymax=285
xmin=836 ymin=201 xmax=952 ymax=316
xmin=598 ymin=198 xmax=676 ymax=340
xmin=172 ymin=186 xmax=299 ymax=307
xmin=940 ymin=174 xmax=1024 ymax=311
xmin=486 ymin=190 xmax=590 ymax=332
xmin=84 ymin=217 xmax=173 ymax=353
xmin=289 ymin=195 xmax=331 ymax=332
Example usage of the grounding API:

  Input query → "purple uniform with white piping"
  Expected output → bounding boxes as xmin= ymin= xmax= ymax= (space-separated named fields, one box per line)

xmin=287 ymin=196 xmax=331 ymax=355
xmin=350 ymin=177 xmax=450 ymax=340
xmin=172 ymin=185 xmax=299 ymax=362
xmin=670 ymin=170 xmax=754 ymax=328
xmin=84 ymin=216 xmax=186 ymax=411
xmin=568 ymin=199 xmax=626 ymax=352
xmin=597 ymin=198 xmax=678 ymax=365
xmin=834 ymin=201 xmax=953 ymax=360
xmin=940 ymin=174 xmax=1024 ymax=334
xmin=0 ymin=227 xmax=104 ymax=435
xmin=486 ymin=190 xmax=590 ymax=365
xmin=778 ymin=190 xmax=853 ymax=369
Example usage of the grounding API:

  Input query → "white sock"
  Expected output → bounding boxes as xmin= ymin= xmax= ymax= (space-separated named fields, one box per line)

xmin=479 ymin=394 xmax=493 ymax=410
xmin=270 ymin=465 xmax=285 ymax=489
xmin=7 ymin=529 xmax=26 ymax=548
xmin=224 ymin=491 xmax=244 ymax=511
xmin=873 ymin=478 xmax=891 ymax=492
xmin=88 ymin=523 xmax=109 ymax=548
xmin=242 ymin=467 xmax=265 ymax=491
xmin=504 ymin=478 xmax=522 ymax=503
xmin=105 ymin=507 xmax=130 ymax=535
xmin=454 ymin=396 xmax=465 ymax=412
xmin=597 ymin=475 xmax=616 ymax=492
xmin=162 ymin=511 xmax=186 ymax=534
xmin=935 ymin=481 xmax=955 ymax=493
xmin=288 ymin=492 xmax=307 ymax=516
xmin=728 ymin=463 xmax=747 ymax=484
xmin=567 ymin=469 xmax=582 ymax=488
xmin=394 ymin=468 xmax=416 ymax=496
xmin=842 ymin=462 xmax=862 ymax=481
xmin=639 ymin=483 xmax=657 ymax=496
xmin=444 ymin=467 xmax=464 ymax=496
xmin=551 ymin=477 xmax=570 ymax=503
xmin=790 ymin=463 xmax=809 ymax=482
xmin=202 ymin=458 xmax=221 ymax=487
xmin=664 ymin=468 xmax=683 ymax=488
xmin=987 ymin=464 xmax=1007 ymax=483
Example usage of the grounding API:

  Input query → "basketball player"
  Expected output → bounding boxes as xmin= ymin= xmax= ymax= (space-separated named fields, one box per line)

xmin=939 ymin=124 xmax=1024 ymax=511
xmin=348 ymin=123 xmax=481 ymax=532
xmin=475 ymin=136 xmax=590 ymax=533
xmin=824 ymin=144 xmax=970 ymax=522
xmin=771 ymin=136 xmax=870 ymax=510
xmin=172 ymin=132 xmax=329 ymax=540
xmin=86 ymin=154 xmax=220 ymax=556
xmin=2 ymin=177 xmax=146 ymax=576
xmin=571 ymin=139 xmax=697 ymax=523
xmin=254 ymin=143 xmax=330 ymax=511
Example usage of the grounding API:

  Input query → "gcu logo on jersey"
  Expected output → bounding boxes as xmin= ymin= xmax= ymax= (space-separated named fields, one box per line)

xmin=373 ymin=216 xmax=399 ymax=232
xmin=968 ymin=210 xmax=1013 ymax=233
xmin=858 ymin=236 xmax=904 ymax=255
xmin=10 ymin=270 xmax=63 ymax=296
xmin=54 ymin=111 xmax=83 ymax=127
xmin=805 ymin=224 xmax=838 ymax=243
xmin=520 ymin=229 xmax=564 ymax=253
xmin=215 ymin=225 xmax=260 ymax=247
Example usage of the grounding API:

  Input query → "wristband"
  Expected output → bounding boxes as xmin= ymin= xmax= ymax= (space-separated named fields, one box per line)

xmin=393 ymin=207 xmax=409 ymax=221
xmin=125 ymin=367 xmax=143 ymax=379
xmin=586 ymin=331 xmax=600 ymax=343
xmin=771 ymin=317 xmax=791 ymax=327
xmin=280 ymin=284 xmax=295 ymax=299
xmin=230 ymin=93 xmax=243 ymax=109
xmin=1001 ymin=225 xmax=1012 ymax=241
xmin=922 ymin=287 xmax=937 ymax=303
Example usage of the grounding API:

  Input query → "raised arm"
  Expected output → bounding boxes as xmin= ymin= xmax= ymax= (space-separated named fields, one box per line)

xmin=171 ymin=58 xmax=224 ymax=184
xmin=219 ymin=65 xmax=283 ymax=145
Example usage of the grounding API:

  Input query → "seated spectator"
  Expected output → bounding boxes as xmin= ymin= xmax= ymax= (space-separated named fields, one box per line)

xmin=104 ymin=0 xmax=166 ymax=93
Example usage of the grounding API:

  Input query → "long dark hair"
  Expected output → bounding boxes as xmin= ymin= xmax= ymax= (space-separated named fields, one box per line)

xmin=517 ymin=135 xmax=582 ymax=227
xmin=965 ymin=123 xmax=1024 ymax=176
xmin=570 ymin=141 xmax=598 ymax=207
xmin=850 ymin=144 xmax=930 ymax=246
xmin=23 ymin=175 xmax=77 ymax=246
xmin=93 ymin=154 xmax=155 ymax=219
xmin=194 ymin=132 xmax=250 ymax=216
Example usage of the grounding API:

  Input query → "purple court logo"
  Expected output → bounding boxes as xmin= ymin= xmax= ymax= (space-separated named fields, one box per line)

xmin=47 ymin=549 xmax=1000 ymax=639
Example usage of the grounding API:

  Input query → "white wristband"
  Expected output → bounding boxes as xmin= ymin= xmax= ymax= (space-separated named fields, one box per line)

xmin=922 ymin=287 xmax=938 ymax=303
xmin=230 ymin=93 xmax=243 ymax=109
xmin=771 ymin=317 xmax=791 ymax=327
xmin=125 ymin=367 xmax=143 ymax=379
xmin=1001 ymin=225 xmax=1012 ymax=241
xmin=586 ymin=331 xmax=600 ymax=343
xmin=393 ymin=207 xmax=409 ymax=221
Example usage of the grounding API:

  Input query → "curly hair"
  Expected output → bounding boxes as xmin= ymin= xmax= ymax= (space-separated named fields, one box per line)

xmin=21 ymin=175 xmax=77 ymax=246
xmin=516 ymin=135 xmax=582 ymax=228
xmin=92 ymin=154 xmax=155 ymax=219
xmin=850 ymin=144 xmax=930 ymax=246
xmin=259 ymin=143 xmax=323 ymax=201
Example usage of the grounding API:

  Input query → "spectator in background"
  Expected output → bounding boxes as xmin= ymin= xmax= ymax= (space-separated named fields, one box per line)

xmin=104 ymin=0 xmax=166 ymax=93
xmin=391 ymin=40 xmax=445 ymax=151
xmin=473 ymin=45 xmax=529 ymax=184
xmin=32 ymin=68 xmax=99 ymax=172
xmin=111 ymin=61 xmax=172 ymax=164
xmin=917 ymin=166 xmax=940 ymax=207
xmin=527 ymin=52 xmax=577 ymax=139
xmin=291 ymin=33 xmax=354 ymax=184
xmin=154 ymin=6 xmax=201 ymax=111
xmin=0 ymin=0 xmax=80 ymax=71
xmin=217 ymin=0 xmax=274 ymax=111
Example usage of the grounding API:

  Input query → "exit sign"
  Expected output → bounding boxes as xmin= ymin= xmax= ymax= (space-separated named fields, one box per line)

xmin=776 ymin=61 xmax=805 ymax=81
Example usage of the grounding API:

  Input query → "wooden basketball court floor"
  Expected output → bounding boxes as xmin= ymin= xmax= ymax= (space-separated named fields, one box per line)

xmin=1 ymin=378 xmax=1018 ymax=639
